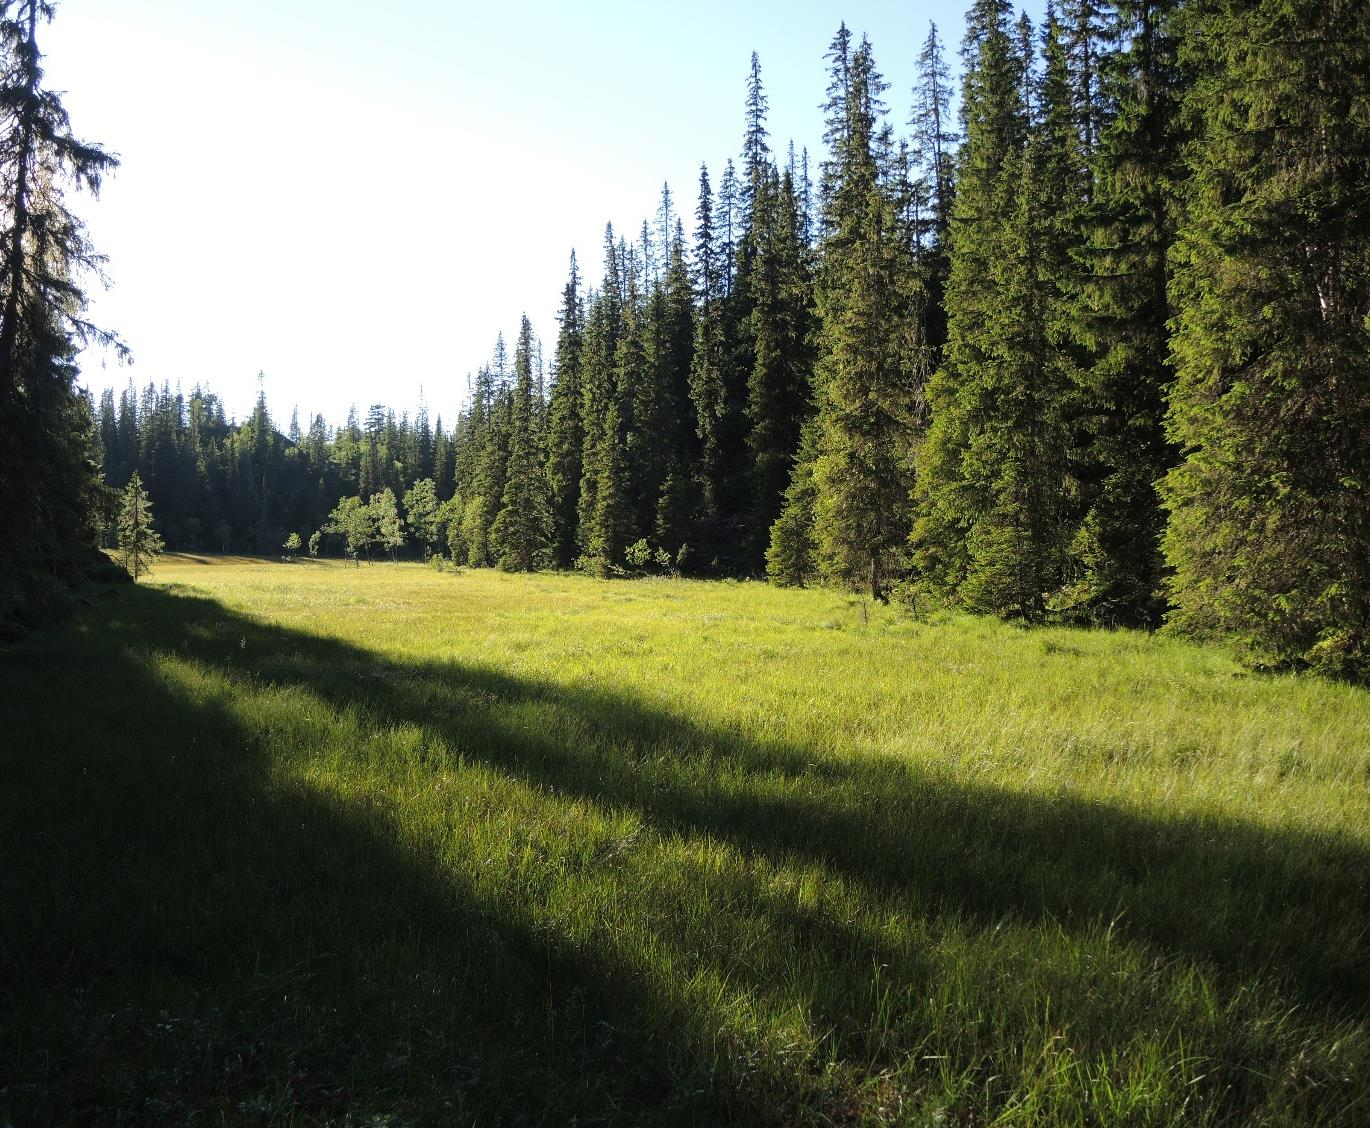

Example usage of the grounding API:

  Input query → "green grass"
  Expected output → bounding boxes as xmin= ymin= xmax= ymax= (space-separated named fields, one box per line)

xmin=3 ymin=554 xmax=1368 ymax=1125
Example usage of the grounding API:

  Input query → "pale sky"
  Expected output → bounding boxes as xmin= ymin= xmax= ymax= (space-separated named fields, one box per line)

xmin=43 ymin=1 xmax=1028 ymax=428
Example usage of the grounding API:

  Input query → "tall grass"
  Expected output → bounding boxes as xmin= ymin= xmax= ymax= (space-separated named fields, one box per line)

xmin=3 ymin=555 xmax=1367 ymax=1124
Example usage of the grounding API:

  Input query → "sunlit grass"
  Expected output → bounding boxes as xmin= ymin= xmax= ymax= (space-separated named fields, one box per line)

xmin=4 ymin=554 xmax=1367 ymax=1124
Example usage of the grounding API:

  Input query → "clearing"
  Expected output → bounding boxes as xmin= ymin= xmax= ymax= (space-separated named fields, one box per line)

xmin=3 ymin=555 xmax=1368 ymax=1124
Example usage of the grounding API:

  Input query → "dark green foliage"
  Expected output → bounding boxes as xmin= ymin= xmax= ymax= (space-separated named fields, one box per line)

xmin=765 ymin=421 xmax=820 ymax=587
xmin=1059 ymin=0 xmax=1108 ymax=156
xmin=489 ymin=316 xmax=552 ymax=571
xmin=744 ymin=164 xmax=816 ymax=571
xmin=818 ymin=22 xmax=855 ymax=222
xmin=653 ymin=455 xmax=699 ymax=568
xmin=911 ymin=22 xmax=956 ymax=245
xmin=93 ymin=380 xmax=358 ymax=557
xmin=1162 ymin=0 xmax=1370 ymax=677
xmin=627 ymin=230 xmax=673 ymax=544
xmin=432 ymin=416 xmax=454 ymax=501
xmin=0 ymin=0 xmax=123 ymax=628
xmin=689 ymin=165 xmax=748 ymax=564
xmin=648 ymin=215 xmax=700 ymax=562
xmin=913 ymin=4 xmax=1075 ymax=621
xmin=1057 ymin=0 xmax=1184 ymax=628
xmin=575 ymin=230 xmax=623 ymax=561
xmin=811 ymin=36 xmax=926 ymax=601
xmin=910 ymin=22 xmax=957 ymax=354
xmin=582 ymin=397 xmax=634 ymax=576
xmin=583 ymin=274 xmax=645 ymax=574
xmin=544 ymin=253 xmax=585 ymax=568
xmin=465 ymin=342 xmax=513 ymax=567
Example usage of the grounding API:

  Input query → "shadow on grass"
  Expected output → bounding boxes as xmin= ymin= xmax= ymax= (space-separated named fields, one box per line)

xmin=3 ymin=583 xmax=1367 ymax=1124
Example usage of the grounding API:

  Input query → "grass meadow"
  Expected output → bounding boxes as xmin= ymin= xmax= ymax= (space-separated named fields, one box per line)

xmin=3 ymin=554 xmax=1368 ymax=1125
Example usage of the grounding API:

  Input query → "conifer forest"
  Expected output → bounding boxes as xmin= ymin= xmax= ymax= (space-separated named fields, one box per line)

xmin=80 ymin=1 xmax=1369 ymax=677
xmin=4 ymin=0 xmax=1370 ymax=1124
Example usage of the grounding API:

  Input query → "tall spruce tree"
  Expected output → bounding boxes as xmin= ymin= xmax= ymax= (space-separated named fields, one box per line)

xmin=1060 ymin=0 xmax=1185 ymax=626
xmin=650 ymin=216 xmax=700 ymax=561
xmin=688 ymin=165 xmax=734 ymax=558
xmin=819 ymin=22 xmax=855 ymax=225
xmin=808 ymin=36 xmax=927 ymax=600
xmin=628 ymin=227 xmax=673 ymax=540
xmin=576 ymin=228 xmax=626 ymax=565
xmin=461 ymin=340 xmax=513 ymax=567
xmin=606 ymin=260 xmax=649 ymax=559
xmin=911 ymin=22 xmax=957 ymax=352
xmin=913 ymin=2 xmax=1076 ymax=620
xmin=577 ymin=245 xmax=638 ymax=574
xmin=1162 ymin=0 xmax=1370 ymax=676
xmin=1059 ymin=0 xmax=1108 ymax=159
xmin=0 ymin=0 xmax=124 ymax=626
xmin=490 ymin=315 xmax=552 ymax=570
xmin=745 ymin=163 xmax=816 ymax=569
xmin=544 ymin=252 xmax=585 ymax=566
xmin=432 ymin=416 xmax=453 ymax=500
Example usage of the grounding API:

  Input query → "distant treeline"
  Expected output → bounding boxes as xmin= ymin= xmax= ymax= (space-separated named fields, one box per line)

xmin=93 ymin=1 xmax=1369 ymax=677
xmin=93 ymin=381 xmax=460 ymax=557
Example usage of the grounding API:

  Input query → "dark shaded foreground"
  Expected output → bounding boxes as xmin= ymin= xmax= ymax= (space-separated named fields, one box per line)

xmin=2 ymin=583 xmax=1367 ymax=1124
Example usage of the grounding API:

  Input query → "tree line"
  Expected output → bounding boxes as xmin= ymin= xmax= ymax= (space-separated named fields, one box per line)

xmin=92 ymin=378 xmax=461 ymax=556
xmin=84 ymin=0 xmax=1370 ymax=678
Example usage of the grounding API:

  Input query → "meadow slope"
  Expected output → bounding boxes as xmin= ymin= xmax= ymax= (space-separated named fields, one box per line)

xmin=3 ymin=555 xmax=1368 ymax=1125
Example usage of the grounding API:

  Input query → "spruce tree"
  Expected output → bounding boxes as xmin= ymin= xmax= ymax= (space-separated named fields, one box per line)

xmin=1162 ymin=0 xmax=1370 ymax=676
xmin=911 ymin=22 xmax=957 ymax=352
xmin=490 ymin=315 xmax=553 ymax=571
xmin=116 ymin=472 xmax=163 ymax=580
xmin=913 ymin=3 xmax=1076 ymax=620
xmin=465 ymin=338 xmax=513 ymax=566
xmin=819 ymin=22 xmax=855 ymax=224
xmin=1059 ymin=0 xmax=1107 ymax=158
xmin=1060 ymin=0 xmax=1184 ymax=626
xmin=544 ymin=253 xmax=584 ymax=566
xmin=912 ymin=23 xmax=956 ymax=243
xmin=766 ymin=418 xmax=820 ymax=586
xmin=432 ymin=417 xmax=454 ymax=501
xmin=809 ymin=36 xmax=927 ymax=600
xmin=688 ymin=165 xmax=733 ymax=550
xmin=583 ymin=266 xmax=644 ymax=574
xmin=0 ymin=0 xmax=124 ymax=625
xmin=629 ymin=229 xmax=673 ymax=540
xmin=576 ymin=228 xmax=623 ymax=561
xmin=742 ymin=52 xmax=770 ymax=208
xmin=745 ymin=164 xmax=816 ymax=569
xmin=652 ymin=215 xmax=700 ymax=560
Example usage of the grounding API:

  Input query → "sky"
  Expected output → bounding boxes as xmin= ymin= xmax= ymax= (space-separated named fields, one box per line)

xmin=43 ymin=0 xmax=1021 ymax=428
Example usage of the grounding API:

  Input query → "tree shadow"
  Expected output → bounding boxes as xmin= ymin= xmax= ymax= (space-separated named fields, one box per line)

xmin=3 ymin=582 xmax=1367 ymax=1124
xmin=3 ymin=590 xmax=749 ymax=1124
xmin=173 ymin=586 xmax=1368 ymax=1011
